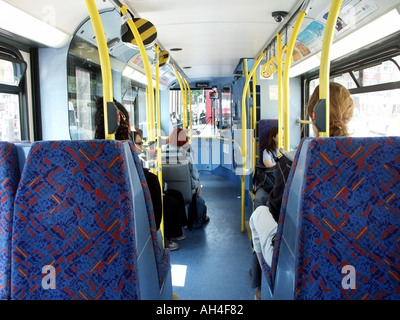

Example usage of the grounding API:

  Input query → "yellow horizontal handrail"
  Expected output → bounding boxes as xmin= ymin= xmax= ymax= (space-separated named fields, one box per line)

xmin=296 ymin=119 xmax=313 ymax=124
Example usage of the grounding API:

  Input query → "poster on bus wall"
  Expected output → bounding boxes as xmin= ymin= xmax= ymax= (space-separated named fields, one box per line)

xmin=293 ymin=0 xmax=378 ymax=62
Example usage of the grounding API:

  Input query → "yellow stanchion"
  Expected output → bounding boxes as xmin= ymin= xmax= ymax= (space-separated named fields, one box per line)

xmin=241 ymin=59 xmax=249 ymax=233
xmin=84 ymin=0 xmax=114 ymax=140
xmin=174 ymin=69 xmax=185 ymax=127
xmin=252 ymin=66 xmax=257 ymax=174
xmin=319 ymin=0 xmax=343 ymax=137
xmin=185 ymin=78 xmax=192 ymax=139
xmin=283 ymin=12 xmax=306 ymax=151
xmin=119 ymin=5 xmax=156 ymax=138
xmin=155 ymin=44 xmax=165 ymax=245
xmin=277 ymin=34 xmax=284 ymax=150
xmin=240 ymin=53 xmax=264 ymax=232
xmin=181 ymin=77 xmax=188 ymax=130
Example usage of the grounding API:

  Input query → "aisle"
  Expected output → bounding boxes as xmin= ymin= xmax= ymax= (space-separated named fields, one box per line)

xmin=169 ymin=173 xmax=255 ymax=300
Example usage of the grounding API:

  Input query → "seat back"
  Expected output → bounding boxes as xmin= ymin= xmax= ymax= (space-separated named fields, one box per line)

xmin=260 ymin=138 xmax=307 ymax=300
xmin=13 ymin=142 xmax=32 ymax=175
xmin=11 ymin=140 xmax=140 ymax=299
xmin=258 ymin=119 xmax=278 ymax=163
xmin=274 ymin=137 xmax=400 ymax=299
xmin=162 ymin=163 xmax=192 ymax=204
xmin=126 ymin=142 xmax=172 ymax=299
xmin=161 ymin=149 xmax=193 ymax=205
xmin=0 ymin=142 xmax=20 ymax=300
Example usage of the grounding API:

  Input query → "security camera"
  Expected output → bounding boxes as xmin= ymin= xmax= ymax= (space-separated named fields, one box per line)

xmin=272 ymin=11 xmax=288 ymax=23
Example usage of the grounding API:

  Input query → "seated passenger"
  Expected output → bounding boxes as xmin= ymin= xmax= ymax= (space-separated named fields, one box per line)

xmin=249 ymin=82 xmax=354 ymax=299
xmin=165 ymin=127 xmax=210 ymax=228
xmin=94 ymin=97 xmax=185 ymax=250
xmin=166 ymin=128 xmax=200 ymax=192
xmin=131 ymin=126 xmax=145 ymax=160
xmin=251 ymin=126 xmax=279 ymax=300
xmin=133 ymin=128 xmax=187 ymax=249
xmin=254 ymin=126 xmax=279 ymax=208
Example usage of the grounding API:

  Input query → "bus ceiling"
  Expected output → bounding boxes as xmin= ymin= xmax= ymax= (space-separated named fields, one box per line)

xmin=0 ymin=0 xmax=399 ymax=80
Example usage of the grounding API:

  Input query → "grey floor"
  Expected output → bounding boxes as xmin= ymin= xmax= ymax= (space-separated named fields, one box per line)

xmin=169 ymin=173 xmax=256 ymax=300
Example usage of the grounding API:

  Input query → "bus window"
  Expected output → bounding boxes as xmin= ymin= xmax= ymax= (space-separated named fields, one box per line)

xmin=0 ymin=53 xmax=26 ymax=142
xmin=221 ymin=88 xmax=232 ymax=130
xmin=67 ymin=47 xmax=102 ymax=140
xmin=0 ymin=93 xmax=20 ymax=141
xmin=121 ymin=76 xmax=138 ymax=132
xmin=308 ymin=54 xmax=400 ymax=138
xmin=169 ymin=88 xmax=228 ymax=136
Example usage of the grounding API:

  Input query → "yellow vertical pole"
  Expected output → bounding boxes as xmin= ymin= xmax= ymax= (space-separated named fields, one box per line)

xmin=241 ymin=59 xmax=249 ymax=233
xmin=319 ymin=0 xmax=343 ymax=137
xmin=119 ymin=5 xmax=156 ymax=138
xmin=85 ymin=0 xmax=114 ymax=140
xmin=182 ymin=77 xmax=188 ymax=129
xmin=186 ymin=79 xmax=192 ymax=139
xmin=155 ymin=45 xmax=161 ymax=137
xmin=240 ymin=53 xmax=264 ymax=232
xmin=251 ymin=67 xmax=257 ymax=180
xmin=282 ymin=0 xmax=311 ymax=150
xmin=283 ymin=12 xmax=306 ymax=151
xmin=146 ymin=86 xmax=151 ymax=140
xmin=155 ymin=44 xmax=164 ymax=244
xmin=149 ymin=85 xmax=155 ymax=142
xmin=174 ymin=69 xmax=185 ymax=127
xmin=181 ymin=76 xmax=188 ymax=130
xmin=277 ymin=34 xmax=283 ymax=150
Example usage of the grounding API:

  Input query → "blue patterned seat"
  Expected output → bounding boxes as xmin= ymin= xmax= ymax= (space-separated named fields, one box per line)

xmin=0 ymin=142 xmax=20 ymax=300
xmin=11 ymin=140 xmax=140 ymax=299
xmin=260 ymin=138 xmax=307 ymax=299
xmin=258 ymin=119 xmax=278 ymax=163
xmin=127 ymin=142 xmax=172 ymax=299
xmin=272 ymin=137 xmax=400 ymax=299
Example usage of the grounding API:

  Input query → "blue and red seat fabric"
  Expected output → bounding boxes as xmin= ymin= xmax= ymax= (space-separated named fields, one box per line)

xmin=294 ymin=136 xmax=400 ymax=299
xmin=258 ymin=119 xmax=278 ymax=163
xmin=262 ymin=136 xmax=400 ymax=299
xmin=128 ymin=142 xmax=170 ymax=291
xmin=0 ymin=142 xmax=20 ymax=300
xmin=10 ymin=140 xmax=141 ymax=299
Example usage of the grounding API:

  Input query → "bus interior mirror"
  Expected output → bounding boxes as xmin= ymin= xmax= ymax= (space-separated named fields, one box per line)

xmin=107 ymin=102 xmax=120 ymax=134
xmin=312 ymin=99 xmax=327 ymax=133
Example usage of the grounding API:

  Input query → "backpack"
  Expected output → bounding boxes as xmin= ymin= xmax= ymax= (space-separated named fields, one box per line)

xmin=268 ymin=152 xmax=293 ymax=222
xmin=187 ymin=190 xmax=207 ymax=230
xmin=253 ymin=164 xmax=276 ymax=193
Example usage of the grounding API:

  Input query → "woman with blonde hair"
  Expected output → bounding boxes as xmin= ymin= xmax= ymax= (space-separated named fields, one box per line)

xmin=249 ymin=82 xmax=354 ymax=300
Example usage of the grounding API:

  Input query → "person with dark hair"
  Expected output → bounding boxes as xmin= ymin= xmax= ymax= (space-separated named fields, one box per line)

xmin=94 ymin=98 xmax=131 ymax=141
xmin=254 ymin=127 xmax=279 ymax=208
xmin=131 ymin=127 xmax=187 ymax=248
xmin=94 ymin=97 xmax=186 ymax=250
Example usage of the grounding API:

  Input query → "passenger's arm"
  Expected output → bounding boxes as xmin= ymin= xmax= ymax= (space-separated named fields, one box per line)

xmin=263 ymin=150 xmax=276 ymax=168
